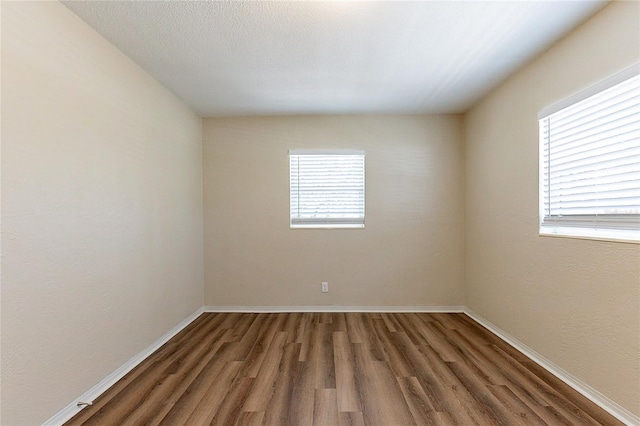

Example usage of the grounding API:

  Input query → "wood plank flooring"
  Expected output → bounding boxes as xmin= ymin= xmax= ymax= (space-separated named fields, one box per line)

xmin=66 ymin=313 xmax=623 ymax=425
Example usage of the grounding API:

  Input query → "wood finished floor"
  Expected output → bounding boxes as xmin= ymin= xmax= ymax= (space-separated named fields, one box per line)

xmin=66 ymin=313 xmax=623 ymax=426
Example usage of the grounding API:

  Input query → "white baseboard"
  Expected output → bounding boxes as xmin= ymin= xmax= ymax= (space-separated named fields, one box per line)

xmin=203 ymin=305 xmax=465 ymax=313
xmin=43 ymin=305 xmax=638 ymax=426
xmin=43 ymin=307 xmax=204 ymax=426
xmin=464 ymin=308 xmax=640 ymax=426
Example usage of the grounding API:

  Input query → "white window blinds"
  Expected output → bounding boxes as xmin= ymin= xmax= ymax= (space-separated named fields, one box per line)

xmin=539 ymin=66 xmax=640 ymax=242
xmin=290 ymin=150 xmax=365 ymax=228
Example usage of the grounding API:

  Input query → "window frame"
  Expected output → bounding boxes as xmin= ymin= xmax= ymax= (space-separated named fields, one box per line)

xmin=538 ymin=64 xmax=640 ymax=244
xmin=289 ymin=149 xmax=365 ymax=230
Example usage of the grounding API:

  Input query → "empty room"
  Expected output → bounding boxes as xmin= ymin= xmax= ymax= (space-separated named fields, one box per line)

xmin=1 ymin=1 xmax=639 ymax=425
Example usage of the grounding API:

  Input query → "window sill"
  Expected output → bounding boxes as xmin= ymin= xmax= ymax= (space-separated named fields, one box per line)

xmin=290 ymin=224 xmax=365 ymax=230
xmin=539 ymin=226 xmax=639 ymax=244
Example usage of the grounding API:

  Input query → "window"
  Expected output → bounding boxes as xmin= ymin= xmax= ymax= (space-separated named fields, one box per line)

xmin=289 ymin=150 xmax=365 ymax=228
xmin=538 ymin=65 xmax=640 ymax=242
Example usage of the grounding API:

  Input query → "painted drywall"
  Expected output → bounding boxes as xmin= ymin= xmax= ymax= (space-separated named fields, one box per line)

xmin=464 ymin=1 xmax=640 ymax=417
xmin=203 ymin=115 xmax=464 ymax=307
xmin=1 ymin=2 xmax=204 ymax=424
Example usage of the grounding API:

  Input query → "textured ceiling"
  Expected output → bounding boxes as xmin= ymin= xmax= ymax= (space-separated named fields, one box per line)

xmin=63 ymin=1 xmax=607 ymax=117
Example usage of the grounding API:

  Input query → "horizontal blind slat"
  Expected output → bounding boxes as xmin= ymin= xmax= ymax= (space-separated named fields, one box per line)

xmin=545 ymin=89 xmax=639 ymax=134
xmin=545 ymin=113 xmax=640 ymax=151
xmin=547 ymin=100 xmax=639 ymax=144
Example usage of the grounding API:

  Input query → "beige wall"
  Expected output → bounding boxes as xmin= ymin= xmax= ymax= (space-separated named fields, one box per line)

xmin=203 ymin=115 xmax=464 ymax=307
xmin=1 ymin=2 xmax=204 ymax=424
xmin=464 ymin=1 xmax=640 ymax=417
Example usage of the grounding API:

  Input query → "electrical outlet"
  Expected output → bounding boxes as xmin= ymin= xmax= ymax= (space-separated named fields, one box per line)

xmin=322 ymin=282 xmax=329 ymax=293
